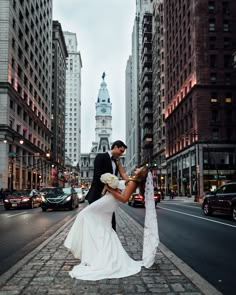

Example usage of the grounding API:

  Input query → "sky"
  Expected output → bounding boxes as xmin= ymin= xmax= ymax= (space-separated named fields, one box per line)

xmin=53 ymin=0 xmax=136 ymax=152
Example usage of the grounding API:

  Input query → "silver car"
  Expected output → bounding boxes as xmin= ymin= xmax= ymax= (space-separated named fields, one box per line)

xmin=74 ymin=187 xmax=85 ymax=203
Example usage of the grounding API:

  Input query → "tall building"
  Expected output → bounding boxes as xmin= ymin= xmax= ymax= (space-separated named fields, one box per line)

xmin=51 ymin=21 xmax=68 ymax=186
xmin=140 ymin=10 xmax=153 ymax=164
xmin=64 ymin=31 xmax=82 ymax=167
xmin=125 ymin=0 xmax=153 ymax=174
xmin=80 ymin=74 xmax=125 ymax=187
xmin=152 ymin=0 xmax=166 ymax=190
xmin=164 ymin=1 xmax=236 ymax=197
xmin=0 ymin=0 xmax=53 ymax=189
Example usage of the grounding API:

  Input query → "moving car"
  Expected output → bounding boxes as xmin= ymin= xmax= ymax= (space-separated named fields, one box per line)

xmin=74 ymin=187 xmax=85 ymax=203
xmin=41 ymin=187 xmax=79 ymax=211
xmin=201 ymin=182 xmax=236 ymax=221
xmin=40 ymin=187 xmax=56 ymax=196
xmin=4 ymin=189 xmax=41 ymax=210
xmin=128 ymin=188 xmax=160 ymax=207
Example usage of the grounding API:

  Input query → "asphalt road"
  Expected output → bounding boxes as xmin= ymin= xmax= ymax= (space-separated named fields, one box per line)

xmin=121 ymin=200 xmax=236 ymax=295
xmin=0 ymin=203 xmax=86 ymax=275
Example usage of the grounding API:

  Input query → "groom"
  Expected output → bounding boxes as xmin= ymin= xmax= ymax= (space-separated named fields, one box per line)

xmin=86 ymin=140 xmax=128 ymax=231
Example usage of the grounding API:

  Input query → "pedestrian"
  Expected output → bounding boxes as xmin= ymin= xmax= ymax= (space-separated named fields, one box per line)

xmin=86 ymin=140 xmax=128 ymax=230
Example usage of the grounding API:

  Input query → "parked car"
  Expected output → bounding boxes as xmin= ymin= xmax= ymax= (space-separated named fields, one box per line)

xmin=74 ymin=187 xmax=85 ymax=203
xmin=201 ymin=182 xmax=236 ymax=221
xmin=128 ymin=188 xmax=160 ymax=207
xmin=41 ymin=187 xmax=79 ymax=211
xmin=3 ymin=189 xmax=42 ymax=210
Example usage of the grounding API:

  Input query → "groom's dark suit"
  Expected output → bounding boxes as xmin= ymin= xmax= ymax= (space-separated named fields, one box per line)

xmin=86 ymin=152 xmax=118 ymax=230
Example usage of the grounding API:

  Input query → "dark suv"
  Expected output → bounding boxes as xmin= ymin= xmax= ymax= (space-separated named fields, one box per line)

xmin=201 ymin=182 xmax=236 ymax=221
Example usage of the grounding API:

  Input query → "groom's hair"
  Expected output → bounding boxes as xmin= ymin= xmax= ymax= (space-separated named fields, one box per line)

xmin=111 ymin=140 xmax=127 ymax=150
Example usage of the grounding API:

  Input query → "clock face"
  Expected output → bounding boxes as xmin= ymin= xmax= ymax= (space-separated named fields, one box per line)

xmin=101 ymin=108 xmax=106 ymax=113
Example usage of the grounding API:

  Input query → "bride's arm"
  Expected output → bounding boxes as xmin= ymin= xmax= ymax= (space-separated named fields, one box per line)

xmin=116 ymin=161 xmax=129 ymax=181
xmin=105 ymin=181 xmax=138 ymax=203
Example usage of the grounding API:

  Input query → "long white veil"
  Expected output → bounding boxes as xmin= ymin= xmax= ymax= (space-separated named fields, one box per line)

xmin=142 ymin=171 xmax=160 ymax=268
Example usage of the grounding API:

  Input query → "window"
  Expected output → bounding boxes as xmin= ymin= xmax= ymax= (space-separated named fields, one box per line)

xmin=210 ymin=55 xmax=216 ymax=68
xmin=209 ymin=19 xmax=216 ymax=31
xmin=209 ymin=36 xmax=216 ymax=49
xmin=210 ymin=73 xmax=217 ymax=83
xmin=212 ymin=128 xmax=219 ymax=140
xmin=223 ymin=20 xmax=229 ymax=32
xmin=212 ymin=110 xmax=218 ymax=121
xmin=208 ymin=1 xmax=215 ymax=12
xmin=210 ymin=92 xmax=218 ymax=103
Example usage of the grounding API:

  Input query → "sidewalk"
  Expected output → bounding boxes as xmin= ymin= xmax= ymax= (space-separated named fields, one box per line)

xmin=0 ymin=207 xmax=221 ymax=295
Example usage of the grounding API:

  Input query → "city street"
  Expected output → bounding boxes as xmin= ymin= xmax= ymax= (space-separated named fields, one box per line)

xmin=121 ymin=199 xmax=236 ymax=295
xmin=0 ymin=199 xmax=235 ymax=294
xmin=0 ymin=203 xmax=85 ymax=275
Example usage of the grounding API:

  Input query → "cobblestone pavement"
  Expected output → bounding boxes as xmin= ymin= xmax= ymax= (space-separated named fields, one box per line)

xmin=0 ymin=208 xmax=221 ymax=295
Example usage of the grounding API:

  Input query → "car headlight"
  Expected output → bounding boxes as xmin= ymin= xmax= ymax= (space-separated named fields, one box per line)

xmin=65 ymin=196 xmax=71 ymax=201
xmin=41 ymin=196 xmax=47 ymax=202
xmin=22 ymin=198 xmax=30 ymax=202
xmin=4 ymin=199 xmax=9 ymax=203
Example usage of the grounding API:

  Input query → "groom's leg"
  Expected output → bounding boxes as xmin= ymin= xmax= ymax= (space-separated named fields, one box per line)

xmin=112 ymin=212 xmax=116 ymax=231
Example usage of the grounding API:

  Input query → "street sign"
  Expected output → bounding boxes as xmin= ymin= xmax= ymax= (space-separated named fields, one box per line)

xmin=8 ymin=152 xmax=16 ymax=155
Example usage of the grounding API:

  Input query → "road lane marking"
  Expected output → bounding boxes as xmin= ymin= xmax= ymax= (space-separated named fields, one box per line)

xmin=161 ymin=202 xmax=201 ymax=209
xmin=6 ymin=212 xmax=27 ymax=218
xmin=156 ymin=206 xmax=236 ymax=228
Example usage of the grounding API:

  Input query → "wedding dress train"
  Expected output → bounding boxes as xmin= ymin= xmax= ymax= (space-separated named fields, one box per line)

xmin=64 ymin=181 xmax=142 ymax=280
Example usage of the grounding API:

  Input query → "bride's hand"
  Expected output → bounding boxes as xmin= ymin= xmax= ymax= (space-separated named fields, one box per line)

xmin=104 ymin=184 xmax=109 ymax=191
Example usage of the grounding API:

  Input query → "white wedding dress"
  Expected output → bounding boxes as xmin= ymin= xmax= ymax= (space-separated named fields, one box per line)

xmin=64 ymin=174 xmax=159 ymax=281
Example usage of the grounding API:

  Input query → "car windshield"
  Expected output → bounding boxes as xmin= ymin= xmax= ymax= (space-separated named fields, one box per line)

xmin=11 ymin=190 xmax=32 ymax=196
xmin=62 ymin=188 xmax=72 ymax=195
xmin=40 ymin=188 xmax=56 ymax=193
xmin=45 ymin=188 xmax=64 ymax=196
xmin=133 ymin=188 xmax=140 ymax=194
xmin=74 ymin=188 xmax=82 ymax=193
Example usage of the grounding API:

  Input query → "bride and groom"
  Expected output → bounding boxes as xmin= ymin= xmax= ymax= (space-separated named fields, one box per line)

xmin=64 ymin=140 xmax=159 ymax=281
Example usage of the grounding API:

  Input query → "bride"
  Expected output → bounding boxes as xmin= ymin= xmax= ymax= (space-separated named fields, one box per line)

xmin=64 ymin=166 xmax=156 ymax=281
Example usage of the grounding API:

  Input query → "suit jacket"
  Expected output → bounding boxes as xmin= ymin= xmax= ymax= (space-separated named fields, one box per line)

xmin=86 ymin=152 xmax=118 ymax=204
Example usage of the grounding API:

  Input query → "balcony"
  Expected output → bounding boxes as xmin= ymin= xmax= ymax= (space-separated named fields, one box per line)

xmin=141 ymin=76 xmax=152 ymax=90
xmin=142 ymin=96 xmax=152 ymax=107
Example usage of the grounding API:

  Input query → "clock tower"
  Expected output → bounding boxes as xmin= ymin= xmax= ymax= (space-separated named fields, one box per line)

xmin=92 ymin=73 xmax=112 ymax=152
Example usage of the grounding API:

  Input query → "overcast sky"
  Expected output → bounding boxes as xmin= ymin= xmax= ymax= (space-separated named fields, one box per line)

xmin=53 ymin=0 xmax=136 ymax=152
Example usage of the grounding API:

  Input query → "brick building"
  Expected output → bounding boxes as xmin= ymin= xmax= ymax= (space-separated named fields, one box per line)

xmin=164 ymin=0 xmax=236 ymax=196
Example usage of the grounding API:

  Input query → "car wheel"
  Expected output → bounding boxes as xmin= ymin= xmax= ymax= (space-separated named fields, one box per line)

xmin=203 ymin=203 xmax=212 ymax=216
xmin=42 ymin=208 xmax=47 ymax=212
xmin=4 ymin=207 xmax=10 ymax=210
xmin=131 ymin=200 xmax=136 ymax=207
xmin=30 ymin=201 xmax=34 ymax=209
xmin=232 ymin=206 xmax=236 ymax=221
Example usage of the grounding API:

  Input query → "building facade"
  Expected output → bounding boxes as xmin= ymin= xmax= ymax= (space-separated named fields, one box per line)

xmin=51 ymin=21 xmax=68 ymax=186
xmin=164 ymin=0 xmax=236 ymax=197
xmin=0 ymin=0 xmax=53 ymax=189
xmin=64 ymin=31 xmax=82 ymax=168
xmin=152 ymin=0 xmax=166 ymax=191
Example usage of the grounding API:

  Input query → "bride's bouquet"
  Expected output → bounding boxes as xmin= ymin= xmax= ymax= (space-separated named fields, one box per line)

xmin=100 ymin=173 xmax=119 ymax=189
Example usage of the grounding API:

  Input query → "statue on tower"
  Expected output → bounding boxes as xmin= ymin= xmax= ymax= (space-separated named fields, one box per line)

xmin=102 ymin=72 xmax=106 ymax=80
